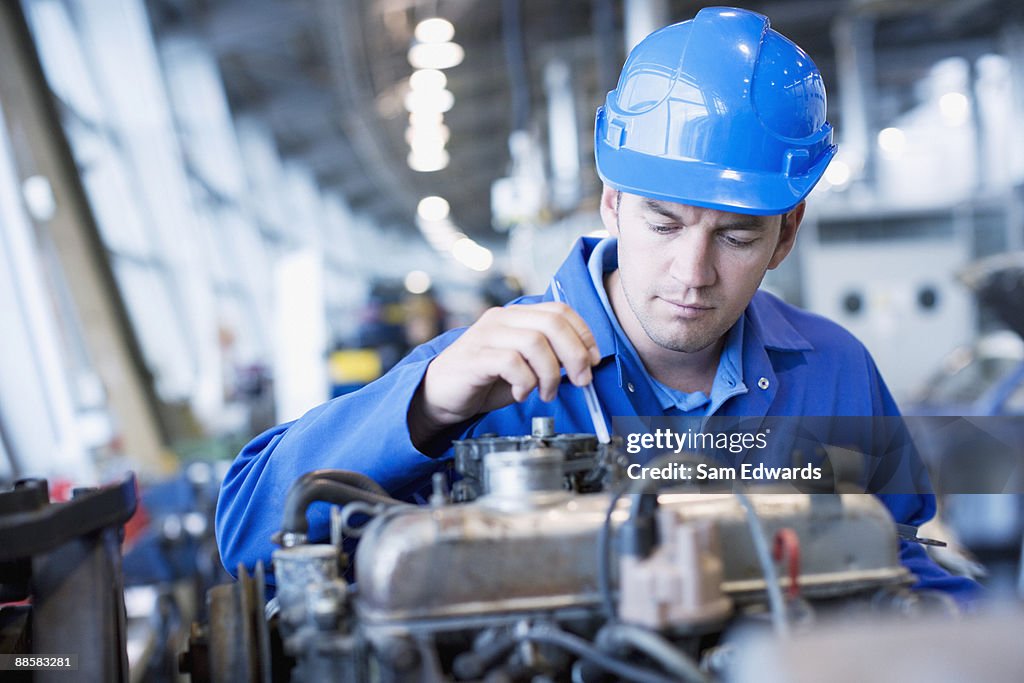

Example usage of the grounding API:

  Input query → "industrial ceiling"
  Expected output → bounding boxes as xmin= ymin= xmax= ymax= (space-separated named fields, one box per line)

xmin=144 ymin=0 xmax=1024 ymax=249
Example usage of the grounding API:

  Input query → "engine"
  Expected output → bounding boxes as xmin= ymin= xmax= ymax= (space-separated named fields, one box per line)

xmin=181 ymin=421 xmax=948 ymax=683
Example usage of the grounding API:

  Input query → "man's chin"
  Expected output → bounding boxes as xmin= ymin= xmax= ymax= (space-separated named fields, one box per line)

xmin=647 ymin=327 xmax=721 ymax=355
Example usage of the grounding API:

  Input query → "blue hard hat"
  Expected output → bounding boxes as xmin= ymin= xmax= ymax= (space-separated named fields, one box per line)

xmin=595 ymin=6 xmax=837 ymax=216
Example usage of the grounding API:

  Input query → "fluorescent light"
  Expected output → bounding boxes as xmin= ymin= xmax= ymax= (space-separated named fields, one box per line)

xmin=939 ymin=92 xmax=969 ymax=126
xmin=409 ymin=111 xmax=444 ymax=128
xmin=406 ymin=124 xmax=450 ymax=147
xmin=451 ymin=237 xmax=493 ymax=272
xmin=21 ymin=175 xmax=56 ymax=221
xmin=824 ymin=159 xmax=851 ymax=186
xmin=409 ymin=68 xmax=447 ymax=91
xmin=408 ymin=148 xmax=450 ymax=172
xmin=408 ymin=41 xmax=464 ymax=70
xmin=877 ymin=127 xmax=906 ymax=158
xmin=403 ymin=87 xmax=454 ymax=113
xmin=404 ymin=270 xmax=432 ymax=294
xmin=414 ymin=18 xmax=455 ymax=44
xmin=417 ymin=196 xmax=450 ymax=222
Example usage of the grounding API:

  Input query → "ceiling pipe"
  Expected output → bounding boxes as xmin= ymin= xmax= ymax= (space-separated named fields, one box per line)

xmin=544 ymin=59 xmax=581 ymax=211
xmin=502 ymin=0 xmax=532 ymax=133
xmin=591 ymin=0 xmax=618 ymax=97
xmin=832 ymin=11 xmax=877 ymax=190
xmin=624 ymin=0 xmax=669 ymax=53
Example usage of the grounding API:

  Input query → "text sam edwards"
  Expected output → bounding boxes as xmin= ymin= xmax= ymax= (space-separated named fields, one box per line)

xmin=626 ymin=462 xmax=823 ymax=481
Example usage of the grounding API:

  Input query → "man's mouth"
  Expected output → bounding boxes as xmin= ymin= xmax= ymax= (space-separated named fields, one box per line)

xmin=659 ymin=298 xmax=714 ymax=316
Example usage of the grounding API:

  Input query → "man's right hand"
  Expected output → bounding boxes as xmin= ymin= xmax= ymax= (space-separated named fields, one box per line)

xmin=408 ymin=302 xmax=601 ymax=451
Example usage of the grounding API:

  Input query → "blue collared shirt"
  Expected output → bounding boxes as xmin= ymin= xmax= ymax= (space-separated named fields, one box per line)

xmin=218 ymin=237 xmax=981 ymax=602
xmin=586 ymin=237 xmax=747 ymax=415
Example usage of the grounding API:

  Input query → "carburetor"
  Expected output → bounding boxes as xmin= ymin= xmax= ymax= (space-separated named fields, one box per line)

xmin=451 ymin=416 xmax=628 ymax=501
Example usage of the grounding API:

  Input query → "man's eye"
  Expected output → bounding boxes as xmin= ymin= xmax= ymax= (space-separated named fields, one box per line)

xmin=647 ymin=223 xmax=675 ymax=234
xmin=722 ymin=235 xmax=756 ymax=247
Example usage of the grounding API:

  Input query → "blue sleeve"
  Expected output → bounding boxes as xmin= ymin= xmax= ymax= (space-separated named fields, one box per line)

xmin=215 ymin=328 xmax=467 ymax=578
xmin=864 ymin=348 xmax=984 ymax=604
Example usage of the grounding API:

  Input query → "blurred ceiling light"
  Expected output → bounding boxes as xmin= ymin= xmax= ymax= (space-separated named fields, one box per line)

xmin=409 ymin=68 xmax=447 ymax=91
xmin=824 ymin=158 xmax=851 ymax=186
xmin=21 ymin=175 xmax=56 ymax=222
xmin=451 ymin=237 xmax=493 ymax=272
xmin=409 ymin=142 xmax=448 ymax=162
xmin=403 ymin=87 xmax=454 ymax=113
xmin=428 ymin=231 xmax=463 ymax=251
xmin=416 ymin=218 xmax=462 ymax=250
xmin=939 ymin=91 xmax=970 ymax=126
xmin=415 ymin=17 xmax=455 ymax=44
xmin=404 ymin=270 xmax=432 ymax=294
xmin=408 ymin=148 xmax=450 ymax=172
xmin=417 ymin=195 xmax=450 ymax=222
xmin=877 ymin=127 xmax=906 ymax=158
xmin=408 ymin=41 xmax=464 ymax=70
xmin=406 ymin=124 xmax=450 ymax=147
xmin=409 ymin=111 xmax=444 ymax=127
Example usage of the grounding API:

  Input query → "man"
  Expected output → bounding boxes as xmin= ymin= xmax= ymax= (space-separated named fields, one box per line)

xmin=217 ymin=7 xmax=977 ymax=599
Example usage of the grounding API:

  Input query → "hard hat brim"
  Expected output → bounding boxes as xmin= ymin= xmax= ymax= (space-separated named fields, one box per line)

xmin=595 ymin=132 xmax=837 ymax=217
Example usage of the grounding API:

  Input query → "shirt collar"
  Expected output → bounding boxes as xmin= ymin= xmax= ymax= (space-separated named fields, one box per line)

xmin=549 ymin=237 xmax=618 ymax=360
xmin=745 ymin=290 xmax=815 ymax=352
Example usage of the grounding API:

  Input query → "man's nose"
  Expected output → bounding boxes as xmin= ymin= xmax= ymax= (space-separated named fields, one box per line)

xmin=668 ymin=233 xmax=717 ymax=289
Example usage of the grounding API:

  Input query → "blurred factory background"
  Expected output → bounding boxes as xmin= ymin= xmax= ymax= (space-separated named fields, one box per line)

xmin=1 ymin=0 xmax=1024 ymax=678
xmin=2 ymin=0 xmax=1023 ymax=481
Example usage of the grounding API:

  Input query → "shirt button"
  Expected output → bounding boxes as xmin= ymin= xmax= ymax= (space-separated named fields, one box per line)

xmin=626 ymin=382 xmax=635 ymax=393
xmin=757 ymin=377 xmax=770 ymax=390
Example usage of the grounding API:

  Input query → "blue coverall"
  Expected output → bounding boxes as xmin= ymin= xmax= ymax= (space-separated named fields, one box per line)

xmin=217 ymin=237 xmax=979 ymax=600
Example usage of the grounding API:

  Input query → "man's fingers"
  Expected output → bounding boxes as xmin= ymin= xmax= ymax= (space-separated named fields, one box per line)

xmin=416 ymin=301 xmax=602 ymax=434
xmin=544 ymin=303 xmax=602 ymax=365
xmin=476 ymin=348 xmax=537 ymax=403
xmin=503 ymin=304 xmax=600 ymax=384
xmin=487 ymin=329 xmax=562 ymax=401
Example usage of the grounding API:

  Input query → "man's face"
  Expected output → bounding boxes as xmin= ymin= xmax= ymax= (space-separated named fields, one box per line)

xmin=600 ymin=187 xmax=804 ymax=355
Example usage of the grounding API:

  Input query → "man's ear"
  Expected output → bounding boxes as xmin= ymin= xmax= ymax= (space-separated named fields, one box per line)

xmin=599 ymin=185 xmax=621 ymax=237
xmin=767 ymin=201 xmax=805 ymax=270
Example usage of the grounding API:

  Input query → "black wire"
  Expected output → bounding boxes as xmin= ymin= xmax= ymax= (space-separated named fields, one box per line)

xmin=598 ymin=479 xmax=628 ymax=621
xmin=281 ymin=476 xmax=409 ymax=536
xmin=297 ymin=468 xmax=390 ymax=497
xmin=523 ymin=624 xmax=676 ymax=683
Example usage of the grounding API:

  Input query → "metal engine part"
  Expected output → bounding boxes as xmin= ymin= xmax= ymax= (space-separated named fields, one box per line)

xmin=451 ymin=417 xmax=627 ymax=501
xmin=186 ymin=428 xmax=933 ymax=683
xmin=0 ymin=474 xmax=138 ymax=683
xmin=354 ymin=491 xmax=908 ymax=627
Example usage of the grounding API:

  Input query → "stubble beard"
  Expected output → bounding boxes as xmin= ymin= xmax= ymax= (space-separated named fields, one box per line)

xmin=619 ymin=271 xmax=724 ymax=354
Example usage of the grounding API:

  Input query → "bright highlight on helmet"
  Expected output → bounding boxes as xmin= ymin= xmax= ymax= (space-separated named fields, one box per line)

xmin=417 ymin=196 xmax=450 ymax=222
xmin=415 ymin=18 xmax=455 ymax=44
